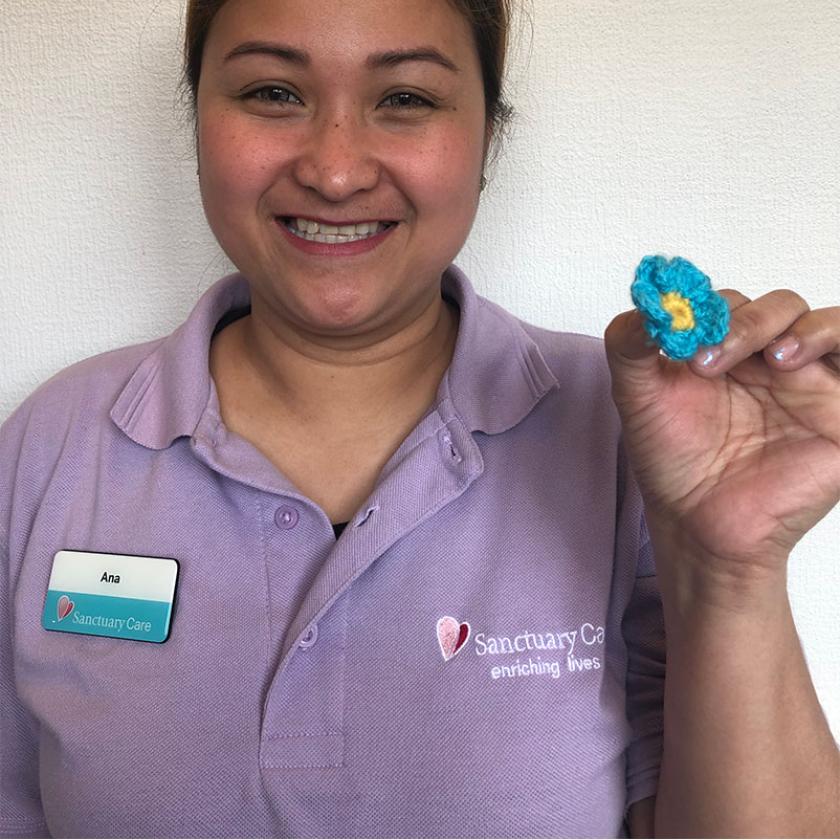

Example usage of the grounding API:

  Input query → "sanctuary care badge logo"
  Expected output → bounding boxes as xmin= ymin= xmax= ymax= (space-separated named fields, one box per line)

xmin=436 ymin=615 xmax=606 ymax=681
xmin=57 ymin=595 xmax=75 ymax=621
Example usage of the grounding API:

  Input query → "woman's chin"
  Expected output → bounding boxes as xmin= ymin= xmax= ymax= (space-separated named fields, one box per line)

xmin=241 ymin=256 xmax=445 ymax=340
xmin=265 ymin=282 xmax=391 ymax=338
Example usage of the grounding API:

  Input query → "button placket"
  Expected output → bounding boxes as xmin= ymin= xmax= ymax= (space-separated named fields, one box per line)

xmin=260 ymin=595 xmax=349 ymax=770
xmin=260 ymin=421 xmax=483 ymax=774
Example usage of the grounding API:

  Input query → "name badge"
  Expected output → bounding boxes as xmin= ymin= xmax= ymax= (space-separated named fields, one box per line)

xmin=42 ymin=551 xmax=179 ymax=643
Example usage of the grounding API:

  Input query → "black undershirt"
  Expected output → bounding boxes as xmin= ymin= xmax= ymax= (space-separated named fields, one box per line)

xmin=333 ymin=522 xmax=348 ymax=539
xmin=212 ymin=305 xmax=251 ymax=337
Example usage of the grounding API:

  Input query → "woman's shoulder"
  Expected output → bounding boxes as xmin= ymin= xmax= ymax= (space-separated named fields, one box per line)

xmin=0 ymin=339 xmax=169 ymax=546
xmin=476 ymin=292 xmax=608 ymax=366
xmin=464 ymin=292 xmax=618 ymax=432
xmin=1 ymin=337 xmax=165 ymax=448
xmin=514 ymin=313 xmax=613 ymax=399
xmin=474 ymin=292 xmax=610 ymax=371
xmin=522 ymin=320 xmax=607 ymax=365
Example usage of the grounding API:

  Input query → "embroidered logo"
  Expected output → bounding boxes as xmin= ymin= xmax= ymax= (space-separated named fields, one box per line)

xmin=57 ymin=595 xmax=75 ymax=622
xmin=437 ymin=616 xmax=470 ymax=661
xmin=436 ymin=616 xmax=608 ymax=681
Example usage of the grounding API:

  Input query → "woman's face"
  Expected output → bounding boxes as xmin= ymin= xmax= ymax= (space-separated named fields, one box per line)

xmin=197 ymin=0 xmax=489 ymax=337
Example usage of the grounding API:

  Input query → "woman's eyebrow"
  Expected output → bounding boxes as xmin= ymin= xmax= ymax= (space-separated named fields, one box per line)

xmin=222 ymin=42 xmax=460 ymax=74
xmin=224 ymin=42 xmax=310 ymax=65
xmin=366 ymin=48 xmax=461 ymax=73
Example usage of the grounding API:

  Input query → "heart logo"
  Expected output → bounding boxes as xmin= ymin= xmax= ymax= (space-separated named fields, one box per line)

xmin=437 ymin=616 xmax=470 ymax=661
xmin=57 ymin=595 xmax=75 ymax=621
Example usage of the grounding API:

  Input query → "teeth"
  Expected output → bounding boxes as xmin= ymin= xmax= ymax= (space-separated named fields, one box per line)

xmin=287 ymin=218 xmax=390 ymax=244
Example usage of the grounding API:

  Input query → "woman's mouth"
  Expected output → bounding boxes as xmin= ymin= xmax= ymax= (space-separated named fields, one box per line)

xmin=282 ymin=217 xmax=396 ymax=244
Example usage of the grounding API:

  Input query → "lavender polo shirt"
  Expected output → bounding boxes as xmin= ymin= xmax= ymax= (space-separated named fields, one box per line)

xmin=1 ymin=267 xmax=665 ymax=838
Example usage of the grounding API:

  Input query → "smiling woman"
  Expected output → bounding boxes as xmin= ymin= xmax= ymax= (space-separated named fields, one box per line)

xmin=2 ymin=1 xmax=840 ymax=839
xmin=195 ymin=0 xmax=488 ymax=341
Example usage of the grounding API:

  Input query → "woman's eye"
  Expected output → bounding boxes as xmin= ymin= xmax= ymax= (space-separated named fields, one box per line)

xmin=380 ymin=92 xmax=435 ymax=110
xmin=243 ymin=86 xmax=302 ymax=106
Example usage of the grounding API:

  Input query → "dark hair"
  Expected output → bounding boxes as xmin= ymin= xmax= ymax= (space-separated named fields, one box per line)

xmin=183 ymin=0 xmax=514 ymax=137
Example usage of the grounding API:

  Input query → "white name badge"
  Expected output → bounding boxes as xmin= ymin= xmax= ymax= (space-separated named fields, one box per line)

xmin=42 ymin=550 xmax=179 ymax=643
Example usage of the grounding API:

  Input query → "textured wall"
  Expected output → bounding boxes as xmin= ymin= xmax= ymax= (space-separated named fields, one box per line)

xmin=2 ymin=0 xmax=839 ymax=736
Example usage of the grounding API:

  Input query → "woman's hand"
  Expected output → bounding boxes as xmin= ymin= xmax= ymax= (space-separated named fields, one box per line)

xmin=604 ymin=288 xmax=840 ymax=605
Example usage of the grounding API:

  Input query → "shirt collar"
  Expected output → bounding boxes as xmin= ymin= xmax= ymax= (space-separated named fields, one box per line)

xmin=110 ymin=275 xmax=249 ymax=450
xmin=440 ymin=265 xmax=559 ymax=434
xmin=110 ymin=266 xmax=559 ymax=450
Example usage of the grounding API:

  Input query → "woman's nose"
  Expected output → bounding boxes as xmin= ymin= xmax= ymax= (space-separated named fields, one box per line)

xmin=292 ymin=114 xmax=381 ymax=202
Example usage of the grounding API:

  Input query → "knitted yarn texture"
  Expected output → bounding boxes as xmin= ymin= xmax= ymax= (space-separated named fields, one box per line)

xmin=631 ymin=255 xmax=730 ymax=360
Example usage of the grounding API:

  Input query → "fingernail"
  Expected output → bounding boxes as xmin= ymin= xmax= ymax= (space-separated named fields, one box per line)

xmin=769 ymin=335 xmax=800 ymax=362
xmin=697 ymin=346 xmax=722 ymax=367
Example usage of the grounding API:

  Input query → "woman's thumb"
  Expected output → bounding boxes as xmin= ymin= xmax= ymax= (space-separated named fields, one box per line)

xmin=603 ymin=310 xmax=664 ymax=400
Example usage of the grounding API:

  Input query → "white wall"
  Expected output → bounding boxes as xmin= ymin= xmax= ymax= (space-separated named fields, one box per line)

xmin=2 ymin=0 xmax=838 ymax=738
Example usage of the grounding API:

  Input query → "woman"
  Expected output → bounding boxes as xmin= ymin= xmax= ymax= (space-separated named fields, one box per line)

xmin=1 ymin=0 xmax=838 ymax=836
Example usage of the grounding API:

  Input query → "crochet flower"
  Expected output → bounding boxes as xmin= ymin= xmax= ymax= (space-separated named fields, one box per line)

xmin=631 ymin=255 xmax=730 ymax=361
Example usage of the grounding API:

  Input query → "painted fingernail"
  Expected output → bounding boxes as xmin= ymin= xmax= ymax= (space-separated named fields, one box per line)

xmin=769 ymin=335 xmax=800 ymax=362
xmin=697 ymin=346 xmax=722 ymax=367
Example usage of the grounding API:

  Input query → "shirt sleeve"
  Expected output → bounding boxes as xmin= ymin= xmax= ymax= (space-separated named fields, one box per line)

xmin=1 ymin=539 xmax=49 ymax=838
xmin=1 ymin=407 xmax=50 ymax=837
xmin=622 ymin=522 xmax=666 ymax=818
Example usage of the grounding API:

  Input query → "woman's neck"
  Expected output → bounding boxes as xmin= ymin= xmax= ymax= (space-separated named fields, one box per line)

xmin=209 ymin=291 xmax=460 ymax=440
xmin=209 ymin=288 xmax=460 ymax=523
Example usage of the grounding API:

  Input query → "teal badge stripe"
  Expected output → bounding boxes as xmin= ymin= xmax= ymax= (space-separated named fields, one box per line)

xmin=42 ymin=589 xmax=174 ymax=643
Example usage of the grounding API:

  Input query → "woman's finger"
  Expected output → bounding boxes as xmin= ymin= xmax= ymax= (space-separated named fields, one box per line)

xmin=717 ymin=288 xmax=752 ymax=311
xmin=764 ymin=306 xmax=840 ymax=371
xmin=689 ymin=288 xmax=810 ymax=375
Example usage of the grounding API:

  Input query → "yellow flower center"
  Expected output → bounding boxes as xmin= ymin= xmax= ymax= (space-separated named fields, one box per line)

xmin=660 ymin=291 xmax=696 ymax=331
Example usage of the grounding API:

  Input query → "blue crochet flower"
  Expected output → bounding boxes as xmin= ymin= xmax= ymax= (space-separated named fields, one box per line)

xmin=631 ymin=255 xmax=730 ymax=361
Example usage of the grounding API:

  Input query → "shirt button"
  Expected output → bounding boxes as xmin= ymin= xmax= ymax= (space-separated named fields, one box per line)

xmin=274 ymin=505 xmax=300 ymax=530
xmin=299 ymin=624 xmax=318 ymax=649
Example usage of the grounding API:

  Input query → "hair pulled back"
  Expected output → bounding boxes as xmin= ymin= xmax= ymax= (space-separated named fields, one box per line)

xmin=183 ymin=0 xmax=513 ymax=136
